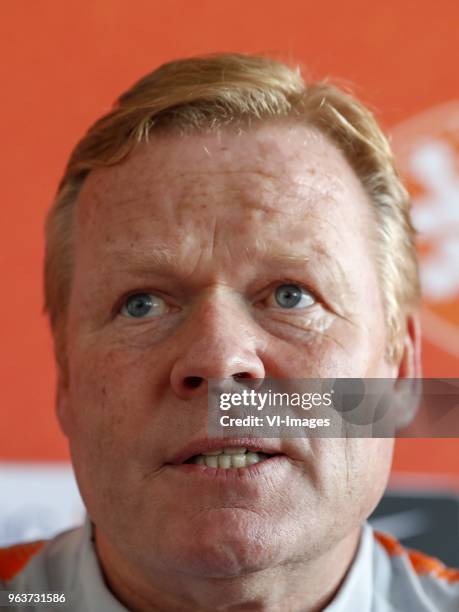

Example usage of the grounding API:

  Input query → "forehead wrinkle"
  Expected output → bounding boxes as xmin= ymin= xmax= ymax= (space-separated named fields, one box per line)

xmin=81 ymin=181 xmax=343 ymax=227
xmin=212 ymin=184 xmax=341 ymax=215
xmin=78 ymin=147 xmax=350 ymax=227
xmin=165 ymin=168 xmax=297 ymax=184
xmin=76 ymin=185 xmax=159 ymax=232
xmin=169 ymin=167 xmax=347 ymax=196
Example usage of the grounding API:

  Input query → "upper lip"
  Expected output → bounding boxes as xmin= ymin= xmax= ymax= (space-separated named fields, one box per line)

xmin=168 ymin=437 xmax=286 ymax=465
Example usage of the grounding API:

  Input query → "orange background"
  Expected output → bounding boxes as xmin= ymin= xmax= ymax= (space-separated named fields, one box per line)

xmin=1 ymin=1 xmax=458 ymax=478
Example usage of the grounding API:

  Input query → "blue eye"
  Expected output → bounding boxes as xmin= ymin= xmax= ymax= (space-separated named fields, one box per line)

xmin=270 ymin=284 xmax=315 ymax=309
xmin=121 ymin=293 xmax=167 ymax=318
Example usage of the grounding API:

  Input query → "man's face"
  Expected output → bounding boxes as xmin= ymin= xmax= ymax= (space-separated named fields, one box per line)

xmin=60 ymin=123 xmax=395 ymax=578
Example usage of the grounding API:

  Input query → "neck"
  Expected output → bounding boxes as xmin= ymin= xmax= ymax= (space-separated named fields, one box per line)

xmin=94 ymin=526 xmax=362 ymax=612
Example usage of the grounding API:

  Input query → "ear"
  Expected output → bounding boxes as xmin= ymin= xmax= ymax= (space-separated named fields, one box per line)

xmin=391 ymin=311 xmax=422 ymax=430
xmin=396 ymin=311 xmax=422 ymax=380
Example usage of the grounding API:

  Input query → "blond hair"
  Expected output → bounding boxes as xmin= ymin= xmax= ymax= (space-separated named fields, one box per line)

xmin=44 ymin=53 xmax=420 ymax=369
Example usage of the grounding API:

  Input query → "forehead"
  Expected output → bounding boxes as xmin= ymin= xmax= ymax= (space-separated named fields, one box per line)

xmin=75 ymin=123 xmax=375 ymax=267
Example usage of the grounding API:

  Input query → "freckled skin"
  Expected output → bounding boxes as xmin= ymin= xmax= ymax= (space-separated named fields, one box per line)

xmin=58 ymin=123 xmax=405 ymax=611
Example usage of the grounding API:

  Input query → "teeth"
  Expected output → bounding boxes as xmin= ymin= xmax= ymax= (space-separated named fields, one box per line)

xmin=218 ymin=454 xmax=232 ymax=469
xmin=245 ymin=452 xmax=261 ymax=466
xmin=205 ymin=455 xmax=219 ymax=468
xmin=199 ymin=448 xmax=248 ymax=456
xmin=231 ymin=454 xmax=248 ymax=468
xmin=191 ymin=451 xmax=268 ymax=468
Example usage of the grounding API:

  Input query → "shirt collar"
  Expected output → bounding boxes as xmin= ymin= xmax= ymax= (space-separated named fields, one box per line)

xmin=324 ymin=522 xmax=374 ymax=612
xmin=74 ymin=517 xmax=127 ymax=612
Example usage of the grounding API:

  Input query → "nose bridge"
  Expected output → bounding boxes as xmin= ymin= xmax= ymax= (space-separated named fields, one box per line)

xmin=196 ymin=286 xmax=244 ymax=334
xmin=169 ymin=286 xmax=265 ymax=398
xmin=186 ymin=287 xmax=256 ymax=366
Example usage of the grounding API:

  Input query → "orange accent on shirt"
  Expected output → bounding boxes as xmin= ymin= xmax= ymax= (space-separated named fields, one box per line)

xmin=407 ymin=548 xmax=445 ymax=575
xmin=0 ymin=541 xmax=44 ymax=581
xmin=375 ymin=531 xmax=459 ymax=583
xmin=437 ymin=567 xmax=459 ymax=582
xmin=374 ymin=531 xmax=404 ymax=556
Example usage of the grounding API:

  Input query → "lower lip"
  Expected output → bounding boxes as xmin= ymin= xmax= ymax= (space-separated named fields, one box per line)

xmin=166 ymin=455 xmax=290 ymax=481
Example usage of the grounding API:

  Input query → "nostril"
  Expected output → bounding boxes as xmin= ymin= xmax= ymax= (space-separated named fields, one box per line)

xmin=184 ymin=376 xmax=203 ymax=389
xmin=233 ymin=372 xmax=251 ymax=380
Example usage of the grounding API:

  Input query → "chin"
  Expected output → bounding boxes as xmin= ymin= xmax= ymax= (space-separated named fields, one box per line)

xmin=165 ymin=510 xmax=293 ymax=578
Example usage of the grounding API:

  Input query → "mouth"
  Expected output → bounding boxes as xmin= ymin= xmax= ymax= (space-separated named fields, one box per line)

xmin=184 ymin=447 xmax=278 ymax=469
xmin=169 ymin=438 xmax=285 ymax=471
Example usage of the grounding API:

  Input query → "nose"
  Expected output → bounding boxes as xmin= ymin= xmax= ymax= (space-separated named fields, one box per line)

xmin=170 ymin=294 xmax=266 ymax=400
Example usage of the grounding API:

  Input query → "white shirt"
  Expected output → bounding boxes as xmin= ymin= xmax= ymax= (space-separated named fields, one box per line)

xmin=1 ymin=518 xmax=458 ymax=611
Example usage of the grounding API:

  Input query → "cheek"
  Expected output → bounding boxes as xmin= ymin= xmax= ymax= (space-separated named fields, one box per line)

xmin=263 ymin=319 xmax=388 ymax=378
xmin=66 ymin=346 xmax=162 ymax=456
xmin=343 ymin=438 xmax=393 ymax=516
xmin=303 ymin=438 xmax=393 ymax=497
xmin=65 ymin=346 xmax=171 ymax=511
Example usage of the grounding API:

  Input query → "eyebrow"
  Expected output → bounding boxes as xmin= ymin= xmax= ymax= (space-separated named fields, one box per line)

xmin=245 ymin=246 xmax=351 ymax=294
xmin=238 ymin=237 xmax=335 ymax=268
xmin=95 ymin=238 xmax=356 ymax=318
xmin=111 ymin=245 xmax=178 ymax=270
xmin=103 ymin=239 xmax=348 ymax=288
